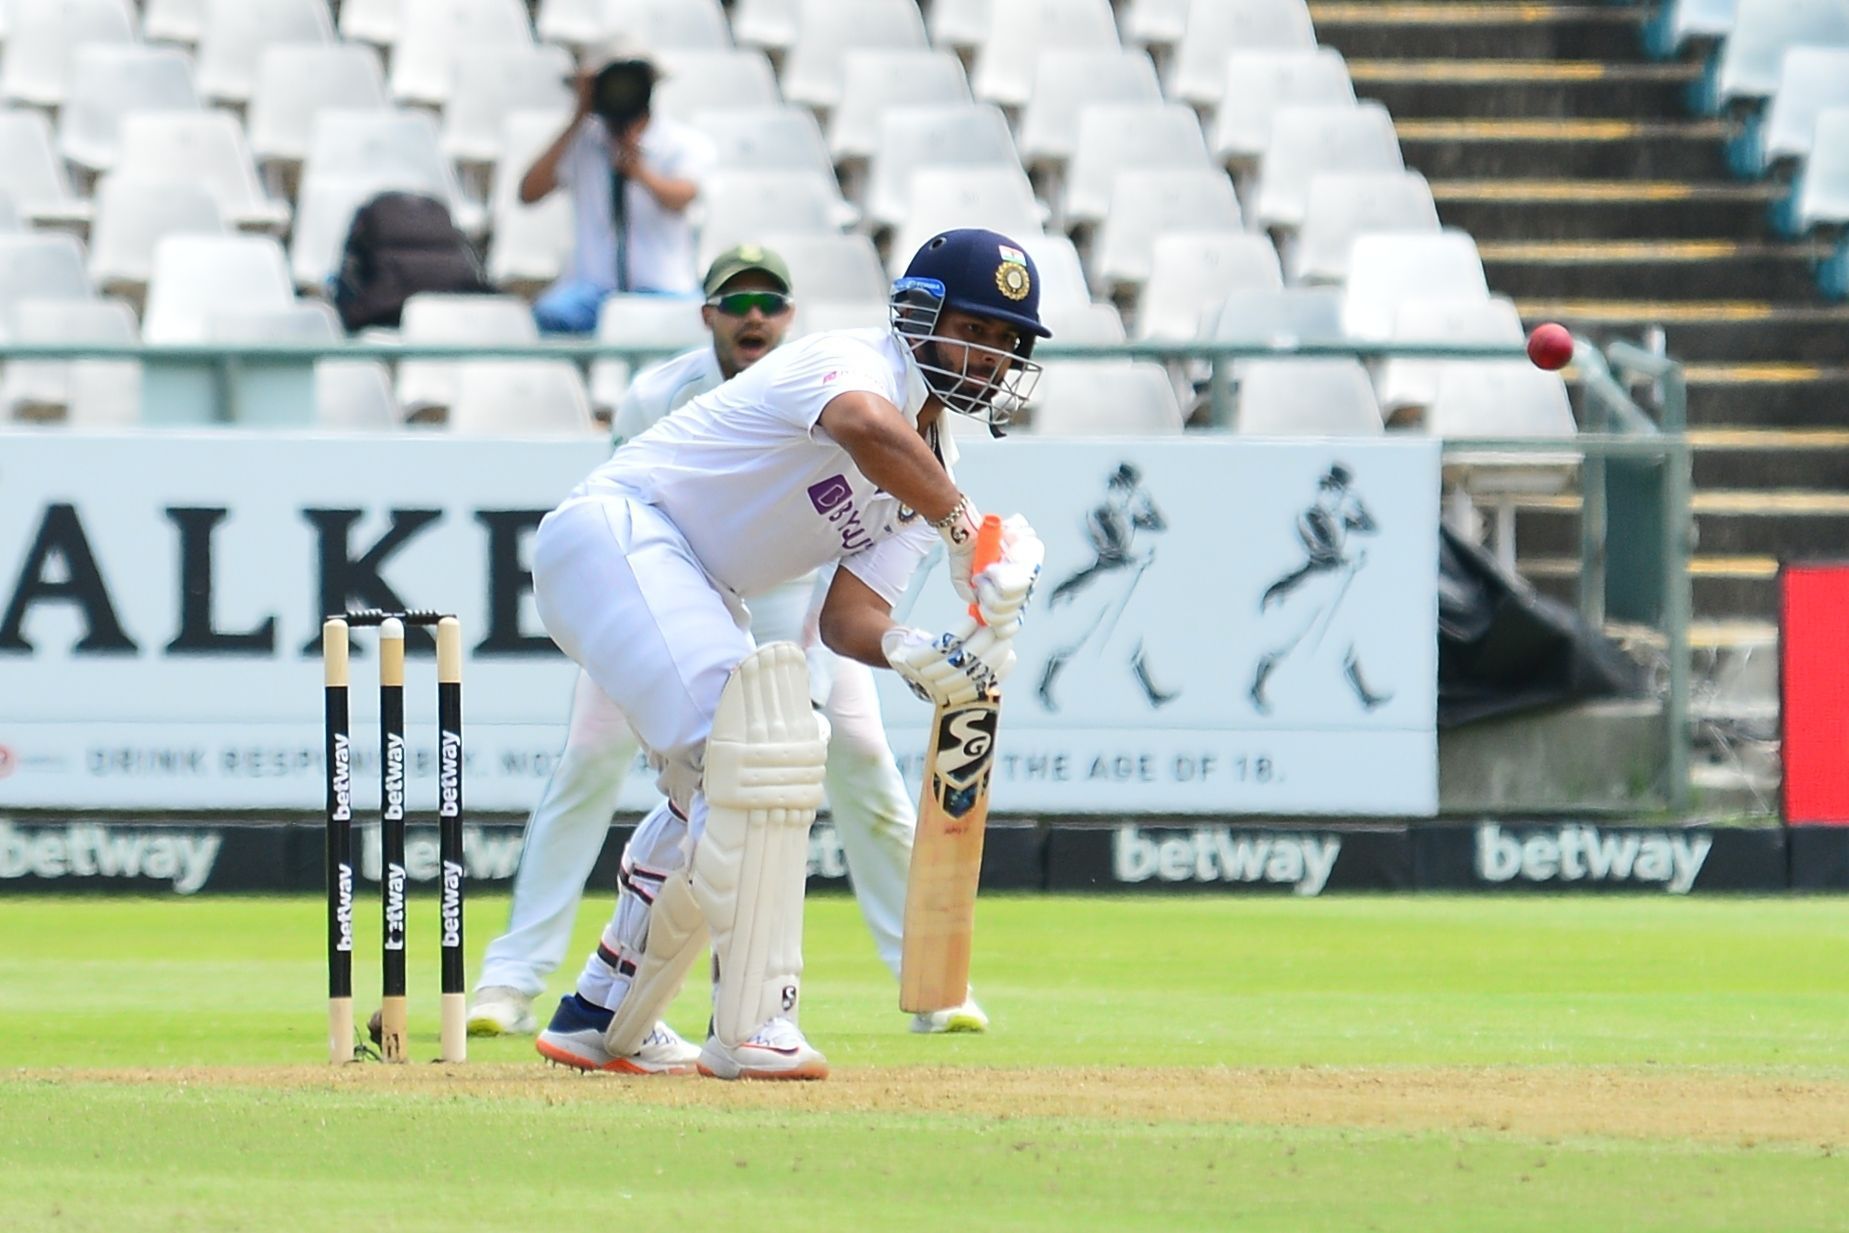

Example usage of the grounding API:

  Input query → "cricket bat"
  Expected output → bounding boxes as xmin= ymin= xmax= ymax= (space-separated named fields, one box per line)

xmin=900 ymin=514 xmax=1005 ymax=1014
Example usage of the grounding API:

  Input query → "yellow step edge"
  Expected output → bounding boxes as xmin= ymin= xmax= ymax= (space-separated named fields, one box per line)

xmin=1433 ymin=181 xmax=1711 ymax=202
xmin=1682 ymin=362 xmax=1835 ymax=382
xmin=1350 ymin=60 xmax=1644 ymax=82
xmin=1312 ymin=4 xmax=1616 ymax=23
xmin=1523 ymin=556 xmax=1780 ymax=579
xmin=1688 ymin=428 xmax=1849 ymax=448
xmin=1694 ymin=490 xmax=1849 ymax=515
xmin=1479 ymin=240 xmax=1749 ymax=261
xmin=1398 ymin=119 xmax=1721 ymax=141
xmin=1515 ymin=300 xmax=1780 ymax=322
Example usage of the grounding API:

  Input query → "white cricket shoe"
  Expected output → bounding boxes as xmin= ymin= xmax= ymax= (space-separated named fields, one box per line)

xmin=466 ymin=986 xmax=537 ymax=1037
xmin=534 ymin=994 xmax=699 ymax=1075
xmin=910 ymin=995 xmax=990 ymax=1034
xmin=698 ymin=1017 xmax=829 ymax=1081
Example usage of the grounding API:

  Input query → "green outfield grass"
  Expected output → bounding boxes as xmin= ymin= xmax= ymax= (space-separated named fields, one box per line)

xmin=2 ymin=893 xmax=1845 ymax=1232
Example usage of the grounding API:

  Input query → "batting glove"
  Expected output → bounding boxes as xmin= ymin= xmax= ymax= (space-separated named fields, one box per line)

xmin=972 ymin=514 xmax=1043 ymax=636
xmin=882 ymin=620 xmax=1015 ymax=708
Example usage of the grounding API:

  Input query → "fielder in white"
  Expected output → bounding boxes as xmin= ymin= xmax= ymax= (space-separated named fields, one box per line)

xmin=527 ymin=228 xmax=1049 ymax=1079
xmin=469 ymin=246 xmax=982 ymax=1038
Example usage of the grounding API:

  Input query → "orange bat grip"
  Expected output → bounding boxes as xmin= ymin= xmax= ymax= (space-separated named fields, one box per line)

xmin=967 ymin=513 xmax=1005 ymax=624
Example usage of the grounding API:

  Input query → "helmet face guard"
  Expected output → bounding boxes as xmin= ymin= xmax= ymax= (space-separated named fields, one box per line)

xmin=890 ymin=276 xmax=1042 ymax=431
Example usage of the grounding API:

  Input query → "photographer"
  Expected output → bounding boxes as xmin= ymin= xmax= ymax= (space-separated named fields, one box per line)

xmin=518 ymin=38 xmax=716 ymax=332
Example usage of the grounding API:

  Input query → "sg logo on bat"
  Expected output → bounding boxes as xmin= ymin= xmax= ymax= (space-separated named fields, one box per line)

xmin=929 ymin=698 xmax=1000 ymax=822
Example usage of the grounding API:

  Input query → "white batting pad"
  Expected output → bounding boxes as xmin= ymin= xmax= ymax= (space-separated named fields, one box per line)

xmin=692 ymin=641 xmax=828 ymax=1045
xmin=601 ymin=865 xmax=708 ymax=1057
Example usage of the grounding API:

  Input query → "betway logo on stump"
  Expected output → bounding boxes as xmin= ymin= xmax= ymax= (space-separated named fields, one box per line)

xmin=0 ymin=821 xmax=221 ymax=893
xmin=1113 ymin=826 xmax=1339 ymax=895
xmin=1476 ymin=824 xmax=1712 ymax=894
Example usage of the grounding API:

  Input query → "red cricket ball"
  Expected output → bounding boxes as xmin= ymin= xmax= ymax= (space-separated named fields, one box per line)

xmin=1526 ymin=322 xmax=1574 ymax=371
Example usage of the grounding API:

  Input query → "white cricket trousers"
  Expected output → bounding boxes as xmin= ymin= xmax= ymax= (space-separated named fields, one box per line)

xmin=477 ymin=493 xmax=915 ymax=999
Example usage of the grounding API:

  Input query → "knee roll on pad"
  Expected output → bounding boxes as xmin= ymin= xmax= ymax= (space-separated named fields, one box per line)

xmin=692 ymin=641 xmax=828 ymax=1046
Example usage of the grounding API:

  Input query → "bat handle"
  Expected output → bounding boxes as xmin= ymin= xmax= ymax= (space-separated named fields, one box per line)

xmin=967 ymin=513 xmax=1005 ymax=624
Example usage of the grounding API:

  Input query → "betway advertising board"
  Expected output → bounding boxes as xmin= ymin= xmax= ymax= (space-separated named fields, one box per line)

xmin=0 ymin=431 xmax=1439 ymax=815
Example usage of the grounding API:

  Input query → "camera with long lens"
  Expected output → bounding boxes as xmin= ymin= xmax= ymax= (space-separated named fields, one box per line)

xmin=592 ymin=60 xmax=654 ymax=128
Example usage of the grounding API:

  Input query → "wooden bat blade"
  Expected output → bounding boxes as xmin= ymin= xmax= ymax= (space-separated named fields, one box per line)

xmin=900 ymin=692 xmax=1000 ymax=1014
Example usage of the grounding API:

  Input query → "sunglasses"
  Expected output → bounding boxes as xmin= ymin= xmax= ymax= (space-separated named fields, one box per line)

xmin=706 ymin=291 xmax=792 ymax=317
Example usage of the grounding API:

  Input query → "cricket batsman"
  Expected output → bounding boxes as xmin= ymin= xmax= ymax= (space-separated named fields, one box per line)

xmin=529 ymin=229 xmax=1049 ymax=1080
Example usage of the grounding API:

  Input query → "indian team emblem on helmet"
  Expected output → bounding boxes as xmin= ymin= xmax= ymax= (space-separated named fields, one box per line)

xmin=994 ymin=245 xmax=1031 ymax=301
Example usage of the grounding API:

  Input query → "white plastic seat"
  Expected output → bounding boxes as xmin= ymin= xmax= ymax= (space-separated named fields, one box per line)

xmin=448 ymin=361 xmax=596 ymax=434
xmin=1135 ymin=232 xmax=1283 ymax=340
xmin=1793 ymin=106 xmax=1849 ymax=231
xmin=699 ymin=171 xmax=852 ymax=262
xmin=865 ymin=104 xmax=1024 ymax=230
xmin=791 ymin=299 xmax=890 ymax=337
xmin=1292 ymin=170 xmax=1440 ymax=285
xmin=603 ymin=0 xmax=733 ymax=50
xmin=1211 ymin=286 xmax=1346 ymax=351
xmin=247 ymin=44 xmax=391 ymax=171
xmin=302 ymin=109 xmax=481 ymax=234
xmin=1168 ymin=0 xmax=1317 ymax=108
xmin=397 ymin=293 xmax=541 ymax=414
xmin=60 ymin=46 xmax=202 ymax=174
xmin=588 ymin=293 xmax=708 ymax=411
xmin=443 ymin=45 xmax=575 ymax=169
xmin=1429 ymin=363 xmax=1580 ymax=571
xmin=1375 ymin=295 xmax=1526 ymax=417
xmin=338 ymin=0 xmax=402 ymax=47
xmin=290 ymin=179 xmax=388 ymax=293
xmin=971 ymin=0 xmax=1121 ymax=109
xmin=1063 ymin=103 xmax=1213 ymax=227
xmin=143 ymin=235 xmax=294 ymax=342
xmin=196 ymin=0 xmax=335 ymax=105
xmin=830 ymin=50 xmax=971 ymax=165
xmin=486 ymin=110 xmax=575 ymax=290
xmin=1716 ymin=0 xmax=1849 ymax=108
xmin=1039 ymin=300 xmax=1126 ymax=344
xmin=115 ymin=112 xmax=291 ymax=231
xmin=391 ymin=0 xmax=535 ymax=107
xmin=692 ymin=105 xmax=838 ymax=181
xmin=1658 ymin=0 xmax=1740 ymax=54
xmin=1092 ymin=168 xmax=1244 ymax=299
xmin=197 ymin=302 xmax=343 ymax=427
xmin=1 ymin=0 xmax=136 ymax=108
xmin=1121 ymin=0 xmax=1192 ymax=50
xmin=0 ymin=113 xmax=91 ymax=228
xmin=1235 ymin=359 xmax=1383 ymax=436
xmin=1016 ymin=232 xmax=1091 ymax=309
xmin=1252 ymin=102 xmax=1404 ymax=234
xmin=781 ymin=0 xmax=928 ymax=111
xmin=886 ymin=167 xmax=1046 ymax=274
xmin=1342 ymin=230 xmax=1490 ymax=341
xmin=316 ymin=361 xmax=402 ymax=430
xmin=145 ymin=0 xmax=209 ymax=47
xmin=0 ymin=235 xmax=94 ymax=321
xmin=2 ymin=298 xmax=139 ymax=426
xmin=536 ymin=0 xmax=605 ymax=48
xmin=655 ymin=50 xmax=782 ymax=119
xmin=927 ymin=0 xmax=995 ymax=54
xmin=757 ymin=232 xmax=887 ymax=302
xmin=87 ymin=176 xmax=226 ymax=295
xmin=1030 ymin=362 xmax=1183 ymax=437
xmin=731 ymin=0 xmax=803 ymax=53
xmin=1210 ymin=48 xmax=1356 ymax=172
xmin=1017 ymin=50 xmax=1163 ymax=175
xmin=1761 ymin=47 xmax=1849 ymax=172
xmin=0 ymin=194 xmax=19 ymax=233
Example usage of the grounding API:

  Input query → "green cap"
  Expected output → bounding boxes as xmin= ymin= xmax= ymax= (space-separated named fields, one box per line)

xmin=702 ymin=244 xmax=792 ymax=297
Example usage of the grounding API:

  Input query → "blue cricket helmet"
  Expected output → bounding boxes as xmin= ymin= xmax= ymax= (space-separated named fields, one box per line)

xmin=896 ymin=228 xmax=1052 ymax=346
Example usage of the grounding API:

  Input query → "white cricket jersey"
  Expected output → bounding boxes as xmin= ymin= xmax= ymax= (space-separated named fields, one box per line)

xmin=574 ymin=328 xmax=943 ymax=603
xmin=609 ymin=345 xmax=723 ymax=447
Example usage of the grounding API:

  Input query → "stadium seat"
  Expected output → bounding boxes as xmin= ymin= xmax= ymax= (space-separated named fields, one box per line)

xmin=971 ymin=0 xmax=1122 ymax=109
xmin=864 ymin=103 xmax=1023 ymax=231
xmin=0 ymin=235 xmax=94 ymax=322
xmin=87 ymin=176 xmax=226 ymax=297
xmin=926 ymin=0 xmax=995 ymax=55
xmin=144 ymin=0 xmax=209 ymax=47
xmin=1120 ymin=0 xmax=1193 ymax=53
xmin=1030 ymin=361 xmax=1184 ymax=437
xmin=1210 ymin=286 xmax=1346 ymax=351
xmin=885 ymin=166 xmax=1046 ymax=274
xmin=1651 ymin=0 xmax=1740 ymax=58
xmin=0 ymin=194 xmax=20 ymax=234
xmin=535 ymin=0 xmax=606 ymax=48
xmin=1167 ymin=0 xmax=1317 ymax=109
xmin=449 ymin=361 xmax=598 ymax=435
xmin=247 ymin=44 xmax=390 ymax=174
xmin=316 ymin=360 xmax=402 ymax=430
xmin=1234 ymin=358 xmax=1383 ymax=436
xmin=486 ymin=110 xmax=575 ymax=291
xmin=1715 ymin=0 xmax=1849 ymax=109
xmin=731 ymin=0 xmax=803 ymax=54
xmin=757 ymin=232 xmax=889 ymax=302
xmin=0 ymin=113 xmax=92 ymax=229
xmin=829 ymin=49 xmax=972 ymax=166
xmin=396 ymin=293 xmax=541 ymax=416
xmin=1429 ymin=362 xmax=1579 ymax=570
xmin=115 ymin=112 xmax=291 ymax=232
xmin=60 ymin=46 xmax=202 ymax=174
xmin=1017 ymin=50 xmax=1163 ymax=179
xmin=196 ymin=0 xmax=335 ymax=106
xmin=1039 ymin=300 xmax=1127 ymax=344
xmin=338 ymin=0 xmax=402 ymax=47
xmin=0 ymin=0 xmax=135 ymax=109
xmin=1792 ymin=105 xmax=1849 ymax=231
xmin=1062 ymin=103 xmax=1214 ymax=229
xmin=655 ymin=50 xmax=783 ymax=118
xmin=301 ymin=109 xmax=481 ymax=234
xmin=1342 ymin=230 xmax=1489 ymax=340
xmin=1291 ymin=170 xmax=1440 ymax=285
xmin=699 ymin=170 xmax=853 ymax=260
xmin=1759 ymin=47 xmax=1849 ymax=173
xmin=604 ymin=0 xmax=734 ymax=50
xmin=391 ymin=0 xmax=535 ymax=108
xmin=196 ymin=302 xmax=345 ymax=427
xmin=442 ymin=45 xmax=575 ymax=172
xmin=1135 ymin=232 xmax=1284 ymax=341
xmin=1210 ymin=48 xmax=1355 ymax=174
xmin=1092 ymin=168 xmax=1244 ymax=300
xmin=791 ymin=299 xmax=890 ymax=337
xmin=1016 ymin=232 xmax=1092 ymax=308
xmin=692 ymin=105 xmax=839 ymax=182
xmin=1374 ymin=295 xmax=1526 ymax=419
xmin=1251 ymin=102 xmax=1404 ymax=234
xmin=780 ymin=0 xmax=928 ymax=111
xmin=589 ymin=293 xmax=708 ymax=412
xmin=1 ymin=298 xmax=140 ymax=426
xmin=143 ymin=234 xmax=294 ymax=342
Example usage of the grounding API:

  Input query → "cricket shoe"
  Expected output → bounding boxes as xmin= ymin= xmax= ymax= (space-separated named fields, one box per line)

xmin=466 ymin=986 xmax=537 ymax=1037
xmin=534 ymin=994 xmax=699 ymax=1075
xmin=698 ymin=1018 xmax=829 ymax=1081
xmin=910 ymin=995 xmax=990 ymax=1035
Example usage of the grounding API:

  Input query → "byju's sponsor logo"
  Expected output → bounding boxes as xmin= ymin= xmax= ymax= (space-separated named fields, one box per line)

xmin=0 ymin=821 xmax=222 ymax=893
xmin=1113 ymin=826 xmax=1340 ymax=895
xmin=806 ymin=475 xmax=873 ymax=552
xmin=1475 ymin=823 xmax=1712 ymax=894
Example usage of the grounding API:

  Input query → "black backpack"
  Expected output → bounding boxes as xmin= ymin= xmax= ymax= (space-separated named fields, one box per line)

xmin=331 ymin=191 xmax=491 ymax=332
